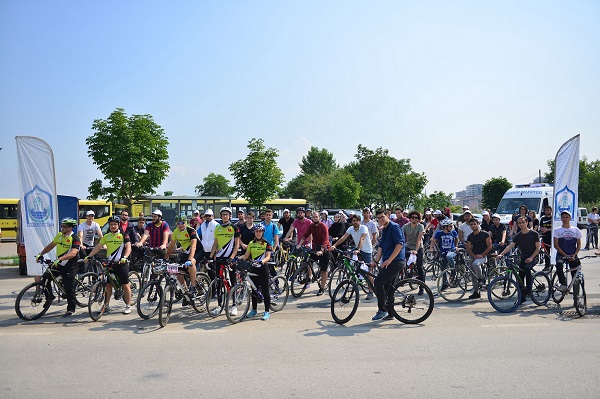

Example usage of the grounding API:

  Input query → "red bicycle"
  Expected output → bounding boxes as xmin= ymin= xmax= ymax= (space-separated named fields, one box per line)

xmin=206 ymin=259 xmax=235 ymax=317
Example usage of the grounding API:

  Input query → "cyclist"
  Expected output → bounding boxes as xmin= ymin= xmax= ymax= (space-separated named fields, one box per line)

xmin=135 ymin=209 xmax=170 ymax=258
xmin=165 ymin=215 xmax=198 ymax=301
xmin=77 ymin=210 xmax=103 ymax=258
xmin=429 ymin=218 xmax=458 ymax=290
xmin=277 ymin=209 xmax=295 ymax=244
xmin=465 ymin=218 xmax=492 ymax=300
xmin=402 ymin=211 xmax=426 ymax=295
xmin=489 ymin=213 xmax=508 ymax=253
xmin=209 ymin=207 xmax=240 ymax=314
xmin=196 ymin=209 xmax=218 ymax=265
xmin=497 ymin=216 xmax=541 ymax=303
xmin=361 ymin=207 xmax=378 ymax=248
xmin=511 ymin=205 xmax=533 ymax=236
xmin=262 ymin=208 xmax=281 ymax=252
xmin=371 ymin=209 xmax=405 ymax=321
xmin=35 ymin=217 xmax=81 ymax=316
xmin=330 ymin=213 xmax=375 ymax=299
xmin=238 ymin=225 xmax=273 ymax=320
xmin=553 ymin=211 xmax=582 ymax=293
xmin=284 ymin=207 xmax=312 ymax=247
xmin=298 ymin=211 xmax=332 ymax=296
xmin=320 ymin=210 xmax=332 ymax=228
xmin=458 ymin=210 xmax=474 ymax=248
xmin=539 ymin=206 xmax=553 ymax=271
xmin=585 ymin=207 xmax=598 ymax=250
xmin=480 ymin=211 xmax=493 ymax=233
xmin=238 ymin=211 xmax=257 ymax=254
xmin=85 ymin=216 xmax=133 ymax=314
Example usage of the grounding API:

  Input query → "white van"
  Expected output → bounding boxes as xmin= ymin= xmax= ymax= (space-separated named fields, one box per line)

xmin=577 ymin=207 xmax=588 ymax=229
xmin=495 ymin=184 xmax=554 ymax=225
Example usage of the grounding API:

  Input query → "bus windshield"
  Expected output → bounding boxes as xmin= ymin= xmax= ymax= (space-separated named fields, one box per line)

xmin=496 ymin=198 xmax=541 ymax=215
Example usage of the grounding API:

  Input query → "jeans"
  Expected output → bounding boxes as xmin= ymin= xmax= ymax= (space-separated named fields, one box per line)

xmin=374 ymin=259 xmax=403 ymax=312
xmin=468 ymin=257 xmax=486 ymax=294
xmin=555 ymin=255 xmax=579 ymax=286
xmin=518 ymin=259 xmax=537 ymax=296
xmin=439 ymin=251 xmax=456 ymax=287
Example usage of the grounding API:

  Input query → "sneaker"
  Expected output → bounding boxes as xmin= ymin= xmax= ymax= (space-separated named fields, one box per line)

xmin=247 ymin=309 xmax=257 ymax=318
xmin=210 ymin=308 xmax=220 ymax=316
xmin=63 ymin=309 xmax=76 ymax=317
xmin=365 ymin=292 xmax=374 ymax=301
xmin=262 ymin=311 xmax=270 ymax=320
xmin=372 ymin=310 xmax=388 ymax=321
xmin=230 ymin=306 xmax=238 ymax=316
xmin=306 ymin=284 xmax=311 ymax=290
xmin=467 ymin=292 xmax=481 ymax=300
xmin=104 ymin=305 xmax=111 ymax=313
xmin=123 ymin=305 xmax=132 ymax=314
xmin=189 ymin=286 xmax=197 ymax=297
xmin=557 ymin=284 xmax=568 ymax=293
xmin=316 ymin=288 xmax=324 ymax=296
xmin=182 ymin=298 xmax=189 ymax=307
xmin=383 ymin=313 xmax=394 ymax=321
xmin=440 ymin=285 xmax=449 ymax=292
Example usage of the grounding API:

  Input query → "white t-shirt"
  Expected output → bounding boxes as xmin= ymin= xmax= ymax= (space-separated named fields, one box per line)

xmin=345 ymin=225 xmax=372 ymax=253
xmin=77 ymin=221 xmax=101 ymax=246
xmin=458 ymin=223 xmax=473 ymax=242
xmin=588 ymin=212 xmax=599 ymax=225
xmin=199 ymin=219 xmax=219 ymax=252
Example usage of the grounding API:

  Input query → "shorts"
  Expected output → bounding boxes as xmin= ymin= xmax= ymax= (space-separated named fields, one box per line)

xmin=107 ymin=263 xmax=130 ymax=286
xmin=177 ymin=252 xmax=193 ymax=266
xmin=359 ymin=251 xmax=372 ymax=264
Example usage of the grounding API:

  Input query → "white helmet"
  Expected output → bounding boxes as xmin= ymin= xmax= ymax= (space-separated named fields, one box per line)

xmin=440 ymin=218 xmax=453 ymax=227
xmin=220 ymin=207 xmax=232 ymax=215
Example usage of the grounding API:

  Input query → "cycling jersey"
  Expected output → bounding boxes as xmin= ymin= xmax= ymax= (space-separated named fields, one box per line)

xmin=99 ymin=231 xmax=130 ymax=262
xmin=52 ymin=232 xmax=81 ymax=266
xmin=247 ymin=239 xmax=272 ymax=262
xmin=171 ymin=226 xmax=198 ymax=253
xmin=214 ymin=223 xmax=240 ymax=257
xmin=145 ymin=221 xmax=171 ymax=247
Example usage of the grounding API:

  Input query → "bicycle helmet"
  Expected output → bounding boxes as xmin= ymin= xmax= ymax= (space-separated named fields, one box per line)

xmin=220 ymin=207 xmax=232 ymax=215
xmin=108 ymin=216 xmax=121 ymax=224
xmin=60 ymin=217 xmax=77 ymax=227
xmin=174 ymin=215 xmax=187 ymax=223
xmin=296 ymin=207 xmax=305 ymax=213
xmin=440 ymin=218 xmax=453 ymax=227
xmin=254 ymin=224 xmax=266 ymax=232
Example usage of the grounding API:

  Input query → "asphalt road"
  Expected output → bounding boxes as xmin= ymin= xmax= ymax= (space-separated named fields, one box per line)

xmin=1 ymin=253 xmax=600 ymax=399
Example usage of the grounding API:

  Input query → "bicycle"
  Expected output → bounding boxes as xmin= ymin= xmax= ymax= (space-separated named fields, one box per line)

xmin=436 ymin=253 xmax=503 ymax=302
xmin=328 ymin=248 xmax=372 ymax=298
xmin=551 ymin=255 xmax=597 ymax=317
xmin=224 ymin=260 xmax=289 ymax=323
xmin=87 ymin=260 xmax=142 ymax=321
xmin=15 ymin=258 xmax=97 ymax=321
xmin=486 ymin=255 xmax=551 ymax=313
xmin=290 ymin=247 xmax=330 ymax=298
xmin=330 ymin=260 xmax=434 ymax=325
xmin=206 ymin=259 xmax=236 ymax=317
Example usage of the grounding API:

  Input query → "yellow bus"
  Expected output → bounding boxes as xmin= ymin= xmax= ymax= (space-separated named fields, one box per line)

xmin=0 ymin=198 xmax=19 ymax=240
xmin=78 ymin=199 xmax=113 ymax=226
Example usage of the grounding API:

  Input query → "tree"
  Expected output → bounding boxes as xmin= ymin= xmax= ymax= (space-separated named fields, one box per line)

xmin=345 ymin=145 xmax=427 ymax=209
xmin=329 ymin=170 xmax=361 ymax=208
xmin=279 ymin=174 xmax=310 ymax=199
xmin=229 ymin=138 xmax=284 ymax=208
xmin=299 ymin=146 xmax=338 ymax=175
xmin=481 ymin=177 xmax=512 ymax=210
xmin=412 ymin=191 xmax=452 ymax=213
xmin=195 ymin=173 xmax=235 ymax=197
xmin=86 ymin=108 xmax=169 ymax=208
xmin=163 ymin=191 xmax=173 ymax=196
xmin=545 ymin=158 xmax=600 ymax=204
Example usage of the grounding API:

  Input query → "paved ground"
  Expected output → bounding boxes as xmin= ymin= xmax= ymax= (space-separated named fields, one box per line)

xmin=1 ymin=252 xmax=600 ymax=399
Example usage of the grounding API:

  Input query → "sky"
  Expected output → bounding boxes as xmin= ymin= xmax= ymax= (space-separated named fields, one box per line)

xmin=1 ymin=1 xmax=599 ymax=201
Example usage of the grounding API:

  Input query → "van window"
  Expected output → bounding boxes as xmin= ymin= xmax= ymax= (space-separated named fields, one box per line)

xmin=579 ymin=208 xmax=588 ymax=217
xmin=496 ymin=198 xmax=541 ymax=215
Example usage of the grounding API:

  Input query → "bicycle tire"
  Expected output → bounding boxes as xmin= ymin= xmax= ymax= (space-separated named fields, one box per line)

xmin=389 ymin=279 xmax=434 ymax=324
xmin=331 ymin=280 xmax=359 ymax=324
xmin=530 ymin=271 xmax=551 ymax=306
xmin=127 ymin=270 xmax=141 ymax=306
xmin=487 ymin=276 xmax=521 ymax=313
xmin=15 ymin=282 xmax=52 ymax=321
xmin=206 ymin=279 xmax=226 ymax=317
xmin=290 ymin=265 xmax=309 ymax=298
xmin=225 ymin=283 xmax=250 ymax=324
xmin=551 ymin=273 xmax=565 ymax=304
xmin=190 ymin=273 xmax=211 ymax=313
xmin=269 ymin=275 xmax=289 ymax=312
xmin=436 ymin=268 xmax=468 ymax=302
xmin=137 ymin=281 xmax=162 ymax=319
xmin=285 ymin=258 xmax=297 ymax=280
xmin=327 ymin=266 xmax=348 ymax=299
xmin=73 ymin=274 xmax=96 ymax=308
xmin=159 ymin=283 xmax=174 ymax=327
xmin=88 ymin=281 xmax=106 ymax=321
xmin=574 ymin=279 xmax=586 ymax=317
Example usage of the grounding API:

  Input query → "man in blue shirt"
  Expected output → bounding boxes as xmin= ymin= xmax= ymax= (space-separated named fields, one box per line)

xmin=371 ymin=209 xmax=405 ymax=321
xmin=261 ymin=209 xmax=280 ymax=251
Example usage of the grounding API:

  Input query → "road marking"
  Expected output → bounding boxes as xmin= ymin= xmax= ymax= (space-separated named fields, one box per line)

xmin=481 ymin=323 xmax=550 ymax=328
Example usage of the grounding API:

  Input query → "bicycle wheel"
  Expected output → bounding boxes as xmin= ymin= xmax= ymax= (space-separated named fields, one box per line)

xmin=331 ymin=280 xmax=359 ymax=324
xmin=327 ymin=266 xmax=348 ymax=298
xmin=530 ymin=271 xmax=551 ymax=306
xmin=15 ymin=282 xmax=52 ymax=321
xmin=389 ymin=279 xmax=434 ymax=324
xmin=140 ymin=263 xmax=152 ymax=288
xmin=190 ymin=273 xmax=211 ymax=313
xmin=573 ymin=279 xmax=586 ymax=317
xmin=551 ymin=273 xmax=565 ymax=304
xmin=88 ymin=281 xmax=106 ymax=321
xmin=74 ymin=273 xmax=97 ymax=308
xmin=290 ymin=265 xmax=309 ymax=298
xmin=487 ymin=276 xmax=521 ymax=313
xmin=225 ymin=283 xmax=250 ymax=324
xmin=206 ymin=279 xmax=226 ymax=317
xmin=436 ymin=268 xmax=468 ymax=302
xmin=137 ymin=281 xmax=162 ymax=319
xmin=159 ymin=284 xmax=174 ymax=327
xmin=128 ymin=271 xmax=141 ymax=305
xmin=269 ymin=275 xmax=289 ymax=312
xmin=285 ymin=258 xmax=298 ymax=280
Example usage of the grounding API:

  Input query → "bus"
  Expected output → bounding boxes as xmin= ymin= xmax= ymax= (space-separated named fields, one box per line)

xmin=78 ymin=199 xmax=113 ymax=226
xmin=0 ymin=198 xmax=19 ymax=240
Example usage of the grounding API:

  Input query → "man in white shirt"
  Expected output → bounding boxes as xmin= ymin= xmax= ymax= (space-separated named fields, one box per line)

xmin=77 ymin=210 xmax=103 ymax=257
xmin=196 ymin=209 xmax=219 ymax=262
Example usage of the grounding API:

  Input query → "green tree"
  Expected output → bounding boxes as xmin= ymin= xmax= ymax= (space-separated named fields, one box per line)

xmin=279 ymin=174 xmax=310 ymax=199
xmin=329 ymin=170 xmax=361 ymax=208
xmin=163 ymin=191 xmax=173 ymax=196
xmin=299 ymin=146 xmax=338 ymax=175
xmin=86 ymin=108 xmax=169 ymax=208
xmin=229 ymin=138 xmax=284 ymax=208
xmin=482 ymin=177 xmax=512 ymax=210
xmin=195 ymin=173 xmax=235 ymax=197
xmin=412 ymin=191 xmax=452 ymax=213
xmin=345 ymin=145 xmax=427 ymax=209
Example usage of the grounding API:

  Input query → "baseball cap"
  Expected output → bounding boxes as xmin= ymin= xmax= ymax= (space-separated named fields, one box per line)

xmin=463 ymin=210 xmax=472 ymax=214
xmin=152 ymin=209 xmax=162 ymax=216
xmin=433 ymin=210 xmax=442 ymax=215
xmin=193 ymin=210 xmax=200 ymax=215
xmin=283 ymin=208 xmax=290 ymax=213
xmin=204 ymin=209 xmax=214 ymax=216
xmin=320 ymin=210 xmax=328 ymax=215
xmin=482 ymin=211 xmax=489 ymax=216
xmin=462 ymin=205 xmax=470 ymax=210
xmin=86 ymin=210 xmax=95 ymax=216
xmin=560 ymin=210 xmax=571 ymax=217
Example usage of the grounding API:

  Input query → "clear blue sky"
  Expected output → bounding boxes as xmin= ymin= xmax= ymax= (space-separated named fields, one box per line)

xmin=1 ymin=1 xmax=599 ymax=201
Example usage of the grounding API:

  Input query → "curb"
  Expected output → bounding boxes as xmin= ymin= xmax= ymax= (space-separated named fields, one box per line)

xmin=0 ymin=259 xmax=19 ymax=266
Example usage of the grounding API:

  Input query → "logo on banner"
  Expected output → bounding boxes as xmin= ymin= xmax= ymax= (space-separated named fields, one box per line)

xmin=554 ymin=185 xmax=576 ymax=220
xmin=24 ymin=185 xmax=55 ymax=227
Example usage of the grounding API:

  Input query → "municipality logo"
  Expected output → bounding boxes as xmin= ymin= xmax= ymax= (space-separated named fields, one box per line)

xmin=554 ymin=185 xmax=576 ymax=220
xmin=24 ymin=185 xmax=55 ymax=227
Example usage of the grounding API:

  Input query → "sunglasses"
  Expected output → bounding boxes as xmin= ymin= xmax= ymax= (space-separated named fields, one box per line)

xmin=410 ymin=216 xmax=419 ymax=219
xmin=177 ymin=221 xmax=186 ymax=225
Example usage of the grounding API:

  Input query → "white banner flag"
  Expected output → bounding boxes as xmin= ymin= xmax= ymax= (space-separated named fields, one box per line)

xmin=16 ymin=136 xmax=59 ymax=276
xmin=552 ymin=134 xmax=580 ymax=232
